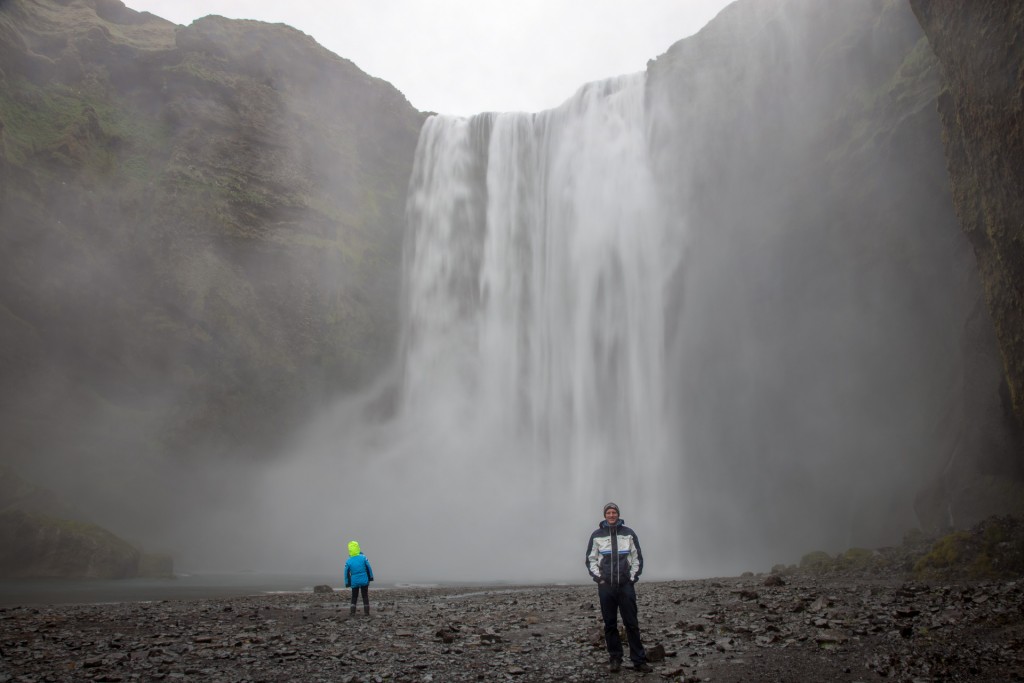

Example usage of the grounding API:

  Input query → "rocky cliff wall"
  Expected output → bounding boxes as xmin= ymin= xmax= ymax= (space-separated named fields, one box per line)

xmin=645 ymin=0 xmax=1016 ymax=565
xmin=0 ymin=0 xmax=425 ymax=526
xmin=909 ymin=1 xmax=1024 ymax=465
xmin=0 ymin=509 xmax=140 ymax=579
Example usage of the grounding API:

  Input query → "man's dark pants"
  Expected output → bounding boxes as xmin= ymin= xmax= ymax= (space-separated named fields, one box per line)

xmin=598 ymin=582 xmax=647 ymax=665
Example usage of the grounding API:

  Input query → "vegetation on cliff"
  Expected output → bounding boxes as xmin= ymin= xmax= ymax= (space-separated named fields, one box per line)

xmin=0 ymin=509 xmax=140 ymax=579
xmin=0 ymin=466 xmax=172 ymax=579
xmin=644 ymin=0 xmax=1017 ymax=564
xmin=0 ymin=0 xmax=425 ymax=537
xmin=909 ymin=1 xmax=1024 ymax=456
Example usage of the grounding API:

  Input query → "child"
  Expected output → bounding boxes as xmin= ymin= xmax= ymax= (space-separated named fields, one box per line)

xmin=344 ymin=540 xmax=373 ymax=615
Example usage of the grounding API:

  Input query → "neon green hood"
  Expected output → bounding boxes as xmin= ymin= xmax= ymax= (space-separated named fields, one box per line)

xmin=347 ymin=540 xmax=361 ymax=557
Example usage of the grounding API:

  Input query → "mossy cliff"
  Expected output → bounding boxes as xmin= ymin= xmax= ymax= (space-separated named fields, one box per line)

xmin=645 ymin=0 xmax=1018 ymax=562
xmin=909 ymin=2 xmax=1024 ymax=454
xmin=0 ymin=466 xmax=173 ymax=578
xmin=0 ymin=0 xmax=426 ymax=495
xmin=0 ymin=509 xmax=139 ymax=579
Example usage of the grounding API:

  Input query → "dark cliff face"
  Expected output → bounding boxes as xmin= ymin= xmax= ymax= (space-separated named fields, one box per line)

xmin=0 ymin=0 xmax=425 ymax=523
xmin=646 ymin=0 xmax=1015 ymax=568
xmin=909 ymin=2 xmax=1024 ymax=451
xmin=0 ymin=509 xmax=141 ymax=579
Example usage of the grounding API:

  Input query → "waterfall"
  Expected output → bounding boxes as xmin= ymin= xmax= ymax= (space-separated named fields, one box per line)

xmin=391 ymin=73 xmax=684 ymax=577
xmin=251 ymin=73 xmax=688 ymax=582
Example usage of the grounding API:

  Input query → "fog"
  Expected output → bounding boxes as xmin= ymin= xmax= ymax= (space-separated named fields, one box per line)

xmin=4 ymin=0 xmax=1012 ymax=585
xmin=146 ymin=0 xmax=1003 ymax=583
xmin=135 ymin=74 xmax=685 ymax=583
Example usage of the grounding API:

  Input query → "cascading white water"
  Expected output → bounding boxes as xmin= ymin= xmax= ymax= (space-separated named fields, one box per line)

xmin=249 ymin=73 xmax=688 ymax=582
xmin=393 ymin=73 xmax=684 ymax=576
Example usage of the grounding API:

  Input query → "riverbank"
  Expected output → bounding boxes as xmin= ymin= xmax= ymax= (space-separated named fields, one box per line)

xmin=2 ymin=573 xmax=1022 ymax=682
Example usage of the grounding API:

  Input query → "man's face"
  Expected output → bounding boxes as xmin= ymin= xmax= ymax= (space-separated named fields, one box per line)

xmin=604 ymin=508 xmax=619 ymax=525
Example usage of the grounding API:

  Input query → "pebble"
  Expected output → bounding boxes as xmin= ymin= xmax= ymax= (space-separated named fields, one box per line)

xmin=1 ymin=574 xmax=1022 ymax=681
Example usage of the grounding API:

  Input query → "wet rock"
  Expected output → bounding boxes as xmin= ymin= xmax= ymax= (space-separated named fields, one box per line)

xmin=2 ymin=575 xmax=1023 ymax=681
xmin=715 ymin=637 xmax=735 ymax=651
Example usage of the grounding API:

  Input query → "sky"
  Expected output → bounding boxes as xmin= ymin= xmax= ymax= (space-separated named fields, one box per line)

xmin=120 ymin=0 xmax=734 ymax=117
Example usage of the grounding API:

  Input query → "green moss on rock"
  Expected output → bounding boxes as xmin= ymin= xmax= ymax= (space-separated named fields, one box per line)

xmin=914 ymin=516 xmax=1024 ymax=579
xmin=0 ymin=509 xmax=140 ymax=579
xmin=835 ymin=547 xmax=878 ymax=571
xmin=799 ymin=551 xmax=834 ymax=573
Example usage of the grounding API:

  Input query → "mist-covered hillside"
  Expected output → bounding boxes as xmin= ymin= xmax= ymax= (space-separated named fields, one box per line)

xmin=0 ymin=0 xmax=424 ymax=526
xmin=644 ymin=0 xmax=1019 ymax=570
xmin=911 ymin=1 xmax=1024 ymax=431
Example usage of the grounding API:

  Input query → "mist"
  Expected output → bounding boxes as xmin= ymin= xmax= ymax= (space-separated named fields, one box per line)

xmin=3 ymin=0 xmax=1012 ymax=585
xmin=644 ymin=0 xmax=1008 ymax=574
xmin=147 ymin=0 xmax=1003 ymax=583
xmin=139 ymin=74 xmax=685 ymax=583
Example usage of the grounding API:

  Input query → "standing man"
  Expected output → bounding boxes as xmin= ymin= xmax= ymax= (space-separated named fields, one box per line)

xmin=585 ymin=502 xmax=653 ymax=674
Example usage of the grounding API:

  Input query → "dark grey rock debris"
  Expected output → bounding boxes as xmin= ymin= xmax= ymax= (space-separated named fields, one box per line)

xmin=0 ymin=577 xmax=1022 ymax=681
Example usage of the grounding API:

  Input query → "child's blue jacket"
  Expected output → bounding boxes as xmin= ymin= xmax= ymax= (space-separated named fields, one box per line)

xmin=345 ymin=553 xmax=373 ymax=588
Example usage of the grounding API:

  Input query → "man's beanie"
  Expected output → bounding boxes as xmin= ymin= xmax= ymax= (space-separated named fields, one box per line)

xmin=603 ymin=502 xmax=620 ymax=514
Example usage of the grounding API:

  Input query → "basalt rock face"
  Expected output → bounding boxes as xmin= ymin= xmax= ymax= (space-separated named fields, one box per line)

xmin=646 ymin=0 xmax=1016 ymax=565
xmin=0 ymin=467 xmax=173 ymax=579
xmin=0 ymin=509 xmax=141 ymax=579
xmin=909 ymin=2 xmax=1024 ymax=458
xmin=0 ymin=0 xmax=424 ymax=519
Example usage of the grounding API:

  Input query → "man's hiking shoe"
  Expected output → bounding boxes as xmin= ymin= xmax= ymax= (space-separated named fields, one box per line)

xmin=609 ymin=659 xmax=621 ymax=673
xmin=349 ymin=605 xmax=356 ymax=616
xmin=633 ymin=662 xmax=653 ymax=673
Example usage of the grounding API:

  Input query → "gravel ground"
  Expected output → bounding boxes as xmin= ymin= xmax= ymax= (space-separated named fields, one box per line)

xmin=2 ymin=572 xmax=1023 ymax=682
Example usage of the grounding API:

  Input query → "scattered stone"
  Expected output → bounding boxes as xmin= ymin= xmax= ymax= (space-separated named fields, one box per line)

xmin=2 ymin=563 xmax=1023 ymax=681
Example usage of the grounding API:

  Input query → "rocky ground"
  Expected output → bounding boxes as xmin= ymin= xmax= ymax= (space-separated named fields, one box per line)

xmin=1 ymin=571 xmax=1023 ymax=683
xmin=3 ymin=517 xmax=1023 ymax=682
